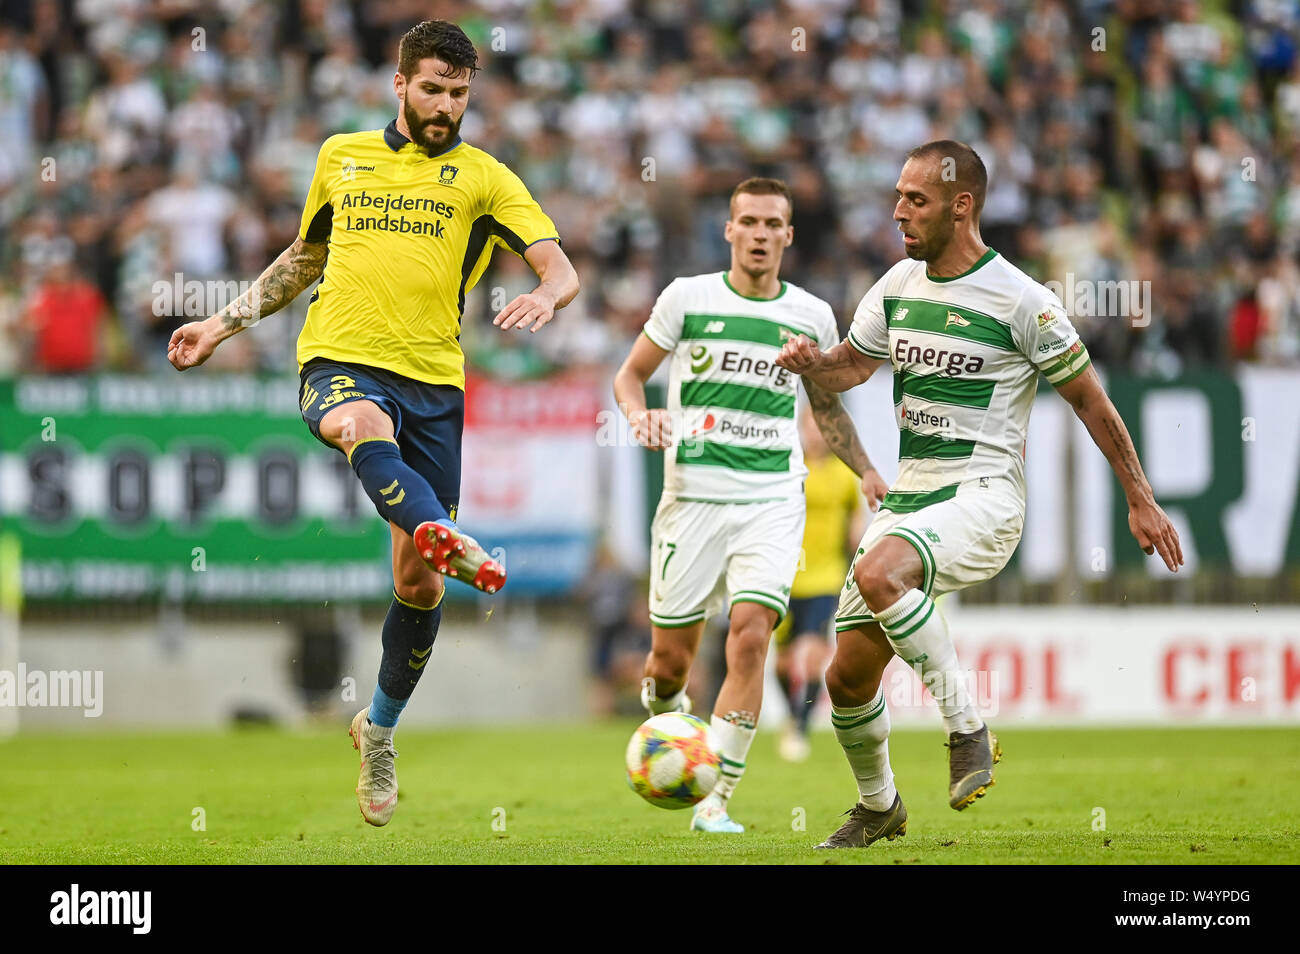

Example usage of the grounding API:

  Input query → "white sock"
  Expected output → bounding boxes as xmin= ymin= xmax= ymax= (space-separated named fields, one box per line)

xmin=830 ymin=689 xmax=895 ymax=810
xmin=710 ymin=712 xmax=756 ymax=802
xmin=642 ymin=679 xmax=688 ymax=715
xmin=873 ymin=588 xmax=983 ymax=735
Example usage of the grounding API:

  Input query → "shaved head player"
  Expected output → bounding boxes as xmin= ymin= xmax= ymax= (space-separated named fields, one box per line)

xmin=777 ymin=140 xmax=1182 ymax=848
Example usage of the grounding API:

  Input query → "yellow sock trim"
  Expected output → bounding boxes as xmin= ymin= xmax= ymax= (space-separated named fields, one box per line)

xmin=393 ymin=587 xmax=443 ymax=611
xmin=346 ymin=436 xmax=399 ymax=465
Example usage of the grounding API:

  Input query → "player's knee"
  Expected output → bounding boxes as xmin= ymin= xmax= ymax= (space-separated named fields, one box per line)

xmin=824 ymin=661 xmax=851 ymax=705
xmin=320 ymin=401 xmax=392 ymax=450
xmin=393 ymin=568 xmax=443 ymax=609
xmin=724 ymin=617 xmax=770 ymax=673
xmin=854 ymin=553 xmax=907 ymax=612
xmin=825 ymin=657 xmax=877 ymax=708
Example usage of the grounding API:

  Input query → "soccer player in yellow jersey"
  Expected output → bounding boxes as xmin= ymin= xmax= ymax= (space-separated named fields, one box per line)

xmin=775 ymin=405 xmax=876 ymax=762
xmin=166 ymin=20 xmax=579 ymax=827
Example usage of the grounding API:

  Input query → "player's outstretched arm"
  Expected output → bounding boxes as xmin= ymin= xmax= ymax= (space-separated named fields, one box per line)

xmin=493 ymin=239 xmax=580 ymax=333
xmin=1054 ymin=364 xmax=1184 ymax=572
xmin=167 ymin=236 xmax=329 ymax=371
xmin=804 ymin=379 xmax=888 ymax=511
xmin=775 ymin=335 xmax=883 ymax=393
xmin=613 ymin=333 xmax=672 ymax=451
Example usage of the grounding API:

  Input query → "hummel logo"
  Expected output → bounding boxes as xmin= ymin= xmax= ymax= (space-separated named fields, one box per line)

xmin=946 ymin=311 xmax=970 ymax=329
xmin=703 ymin=320 xmax=726 ymax=334
xmin=381 ymin=479 xmax=405 ymax=506
xmin=408 ymin=647 xmax=432 ymax=671
xmin=891 ymin=307 xmax=908 ymax=323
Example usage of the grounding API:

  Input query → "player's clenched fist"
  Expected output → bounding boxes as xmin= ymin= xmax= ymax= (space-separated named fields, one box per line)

xmin=168 ymin=319 xmax=222 ymax=371
xmin=775 ymin=334 xmax=823 ymax=374
xmin=629 ymin=408 xmax=673 ymax=451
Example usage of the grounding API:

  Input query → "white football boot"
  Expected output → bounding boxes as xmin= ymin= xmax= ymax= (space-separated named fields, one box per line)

xmin=349 ymin=707 xmax=399 ymax=826
xmin=691 ymin=792 xmax=745 ymax=833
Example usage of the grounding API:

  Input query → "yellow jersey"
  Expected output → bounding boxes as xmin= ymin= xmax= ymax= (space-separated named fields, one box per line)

xmin=792 ymin=454 xmax=860 ymax=597
xmin=295 ymin=121 xmax=560 ymax=388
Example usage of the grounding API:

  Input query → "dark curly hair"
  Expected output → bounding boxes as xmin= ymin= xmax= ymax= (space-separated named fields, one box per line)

xmin=398 ymin=20 xmax=479 ymax=80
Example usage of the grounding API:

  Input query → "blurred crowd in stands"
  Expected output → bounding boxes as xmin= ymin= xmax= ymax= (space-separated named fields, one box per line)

xmin=3 ymin=0 xmax=1300 ymax=379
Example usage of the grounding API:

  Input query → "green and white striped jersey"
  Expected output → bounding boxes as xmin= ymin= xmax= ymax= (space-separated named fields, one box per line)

xmin=644 ymin=271 xmax=839 ymax=502
xmin=847 ymin=249 xmax=1090 ymax=509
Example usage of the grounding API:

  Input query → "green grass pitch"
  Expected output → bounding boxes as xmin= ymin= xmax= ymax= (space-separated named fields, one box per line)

xmin=1 ymin=724 xmax=1296 ymax=864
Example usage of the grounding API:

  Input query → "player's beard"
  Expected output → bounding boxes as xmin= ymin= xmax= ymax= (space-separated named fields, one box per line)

xmin=403 ymin=97 xmax=461 ymax=157
xmin=909 ymin=208 xmax=955 ymax=262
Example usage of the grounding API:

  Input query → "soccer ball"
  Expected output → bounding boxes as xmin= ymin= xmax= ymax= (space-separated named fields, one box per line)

xmin=625 ymin=712 xmax=721 ymax=810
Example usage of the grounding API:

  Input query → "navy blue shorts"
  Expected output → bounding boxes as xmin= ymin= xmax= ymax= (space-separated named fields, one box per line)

xmin=298 ymin=357 xmax=464 ymax=521
xmin=779 ymin=594 xmax=839 ymax=646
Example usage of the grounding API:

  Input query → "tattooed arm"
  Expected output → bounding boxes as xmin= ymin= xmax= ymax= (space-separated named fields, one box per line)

xmin=167 ymin=237 xmax=329 ymax=370
xmin=804 ymin=379 xmax=889 ymax=511
xmin=776 ymin=334 xmax=884 ymax=392
xmin=1055 ymin=364 xmax=1184 ymax=572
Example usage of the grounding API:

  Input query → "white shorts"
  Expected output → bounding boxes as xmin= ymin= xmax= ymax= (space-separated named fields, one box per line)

xmin=835 ymin=478 xmax=1025 ymax=632
xmin=649 ymin=496 xmax=805 ymax=628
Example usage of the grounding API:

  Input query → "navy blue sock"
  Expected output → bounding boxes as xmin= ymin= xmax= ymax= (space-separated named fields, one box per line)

xmin=795 ymin=675 xmax=820 ymax=733
xmin=349 ymin=438 xmax=449 ymax=537
xmin=371 ymin=591 xmax=443 ymax=728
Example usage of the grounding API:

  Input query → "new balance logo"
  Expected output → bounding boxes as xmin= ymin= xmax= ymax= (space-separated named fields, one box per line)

xmin=891 ymin=307 xmax=909 ymax=323
xmin=703 ymin=320 xmax=726 ymax=334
